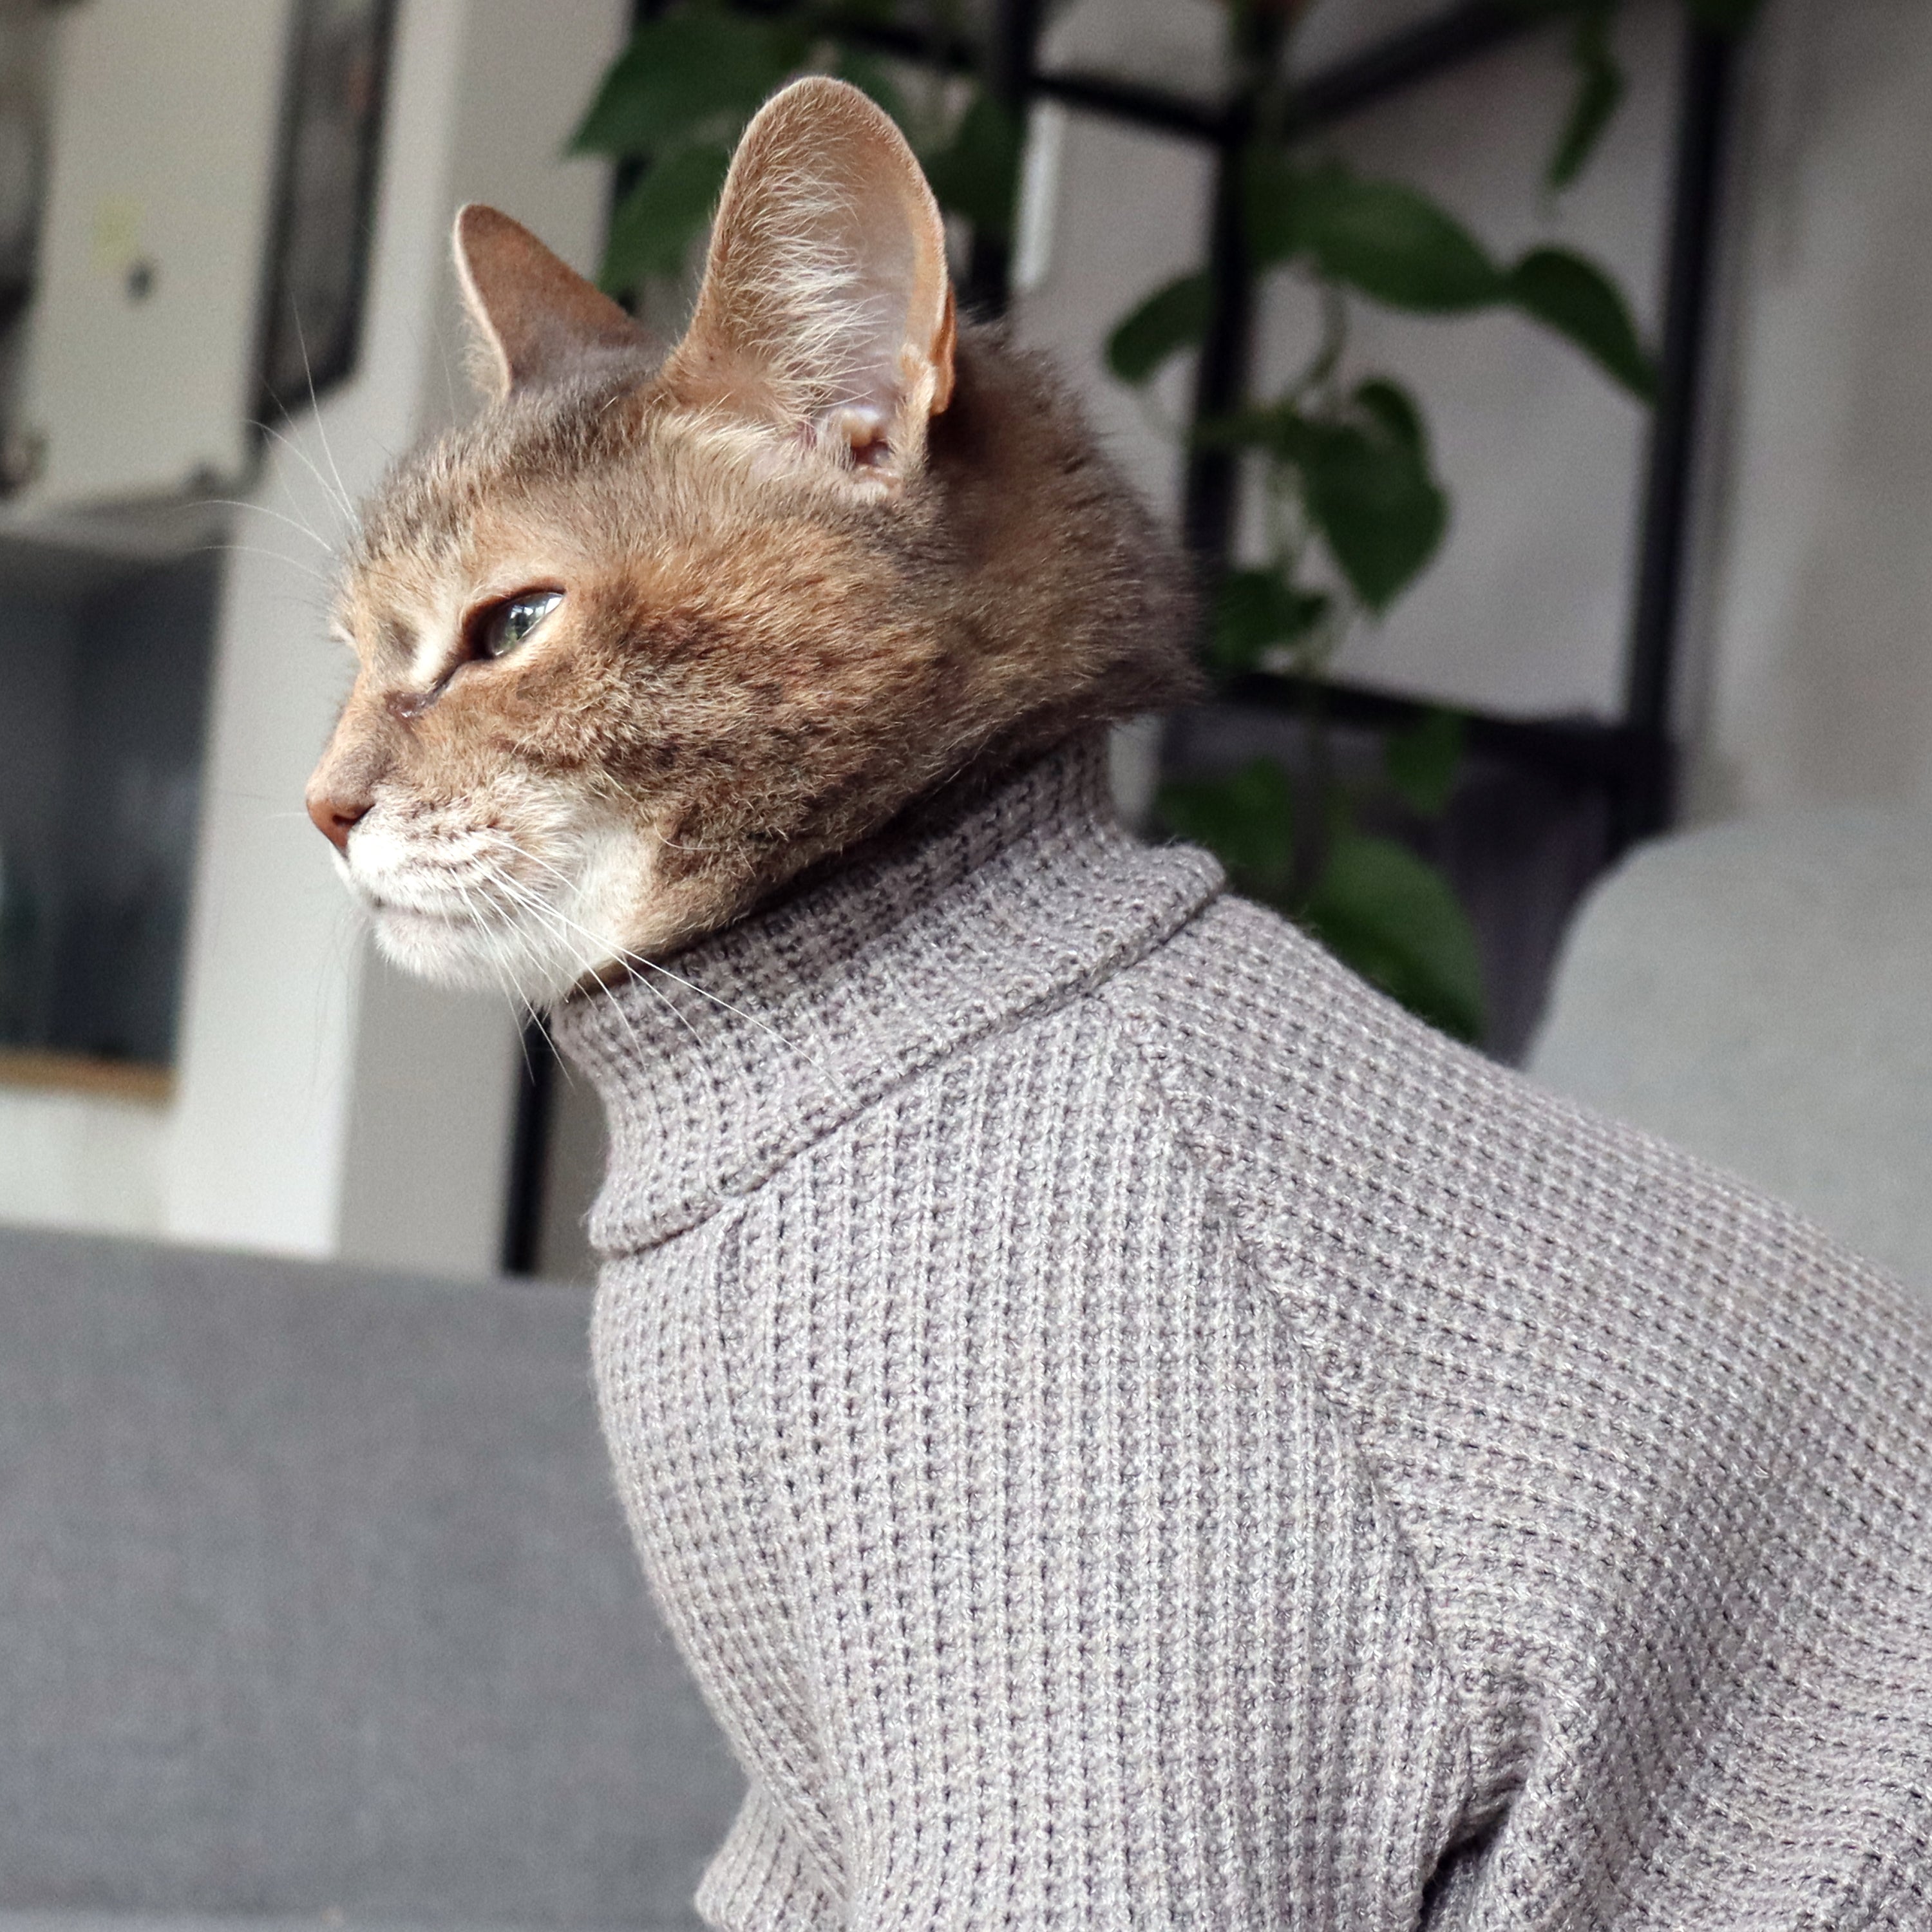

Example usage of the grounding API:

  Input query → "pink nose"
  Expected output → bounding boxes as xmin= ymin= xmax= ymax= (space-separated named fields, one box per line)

xmin=307 ymin=787 xmax=368 ymax=855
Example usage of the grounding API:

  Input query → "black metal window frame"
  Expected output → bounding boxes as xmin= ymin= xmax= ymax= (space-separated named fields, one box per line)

xmin=501 ymin=0 xmax=1738 ymax=1272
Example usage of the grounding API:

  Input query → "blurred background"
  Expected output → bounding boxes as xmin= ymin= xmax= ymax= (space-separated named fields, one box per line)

xmin=0 ymin=0 xmax=1926 ymax=1293
xmin=6 ymin=3 xmax=1932 ymax=1922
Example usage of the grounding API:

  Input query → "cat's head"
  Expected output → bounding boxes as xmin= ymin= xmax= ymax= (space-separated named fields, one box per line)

xmin=307 ymin=77 xmax=1195 ymax=1003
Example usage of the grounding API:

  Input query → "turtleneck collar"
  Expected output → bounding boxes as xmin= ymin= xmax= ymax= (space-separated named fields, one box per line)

xmin=550 ymin=734 xmax=1223 ymax=1258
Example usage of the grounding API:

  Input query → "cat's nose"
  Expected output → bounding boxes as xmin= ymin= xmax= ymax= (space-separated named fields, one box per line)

xmin=307 ymin=784 xmax=370 ymax=855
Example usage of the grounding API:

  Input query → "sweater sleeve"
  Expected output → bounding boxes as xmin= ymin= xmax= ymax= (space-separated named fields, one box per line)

xmin=731 ymin=1012 xmax=1473 ymax=1929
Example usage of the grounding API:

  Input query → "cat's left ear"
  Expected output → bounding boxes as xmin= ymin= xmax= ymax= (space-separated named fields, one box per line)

xmin=667 ymin=77 xmax=956 ymax=488
xmin=453 ymin=203 xmax=649 ymax=401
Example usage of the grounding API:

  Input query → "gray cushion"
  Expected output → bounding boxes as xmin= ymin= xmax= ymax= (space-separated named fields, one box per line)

xmin=1530 ymin=807 xmax=1932 ymax=1294
xmin=0 ymin=1229 xmax=742 ymax=1927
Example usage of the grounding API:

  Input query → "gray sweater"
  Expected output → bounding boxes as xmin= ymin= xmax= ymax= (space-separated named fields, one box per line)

xmin=557 ymin=737 xmax=1932 ymax=1931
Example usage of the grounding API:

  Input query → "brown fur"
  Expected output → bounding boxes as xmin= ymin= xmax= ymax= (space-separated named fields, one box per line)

xmin=308 ymin=79 xmax=1197 ymax=990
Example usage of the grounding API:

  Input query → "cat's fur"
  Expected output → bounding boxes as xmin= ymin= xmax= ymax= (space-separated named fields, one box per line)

xmin=308 ymin=77 xmax=1196 ymax=999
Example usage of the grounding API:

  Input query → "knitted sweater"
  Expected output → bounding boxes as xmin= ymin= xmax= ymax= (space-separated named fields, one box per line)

xmin=557 ymin=736 xmax=1932 ymax=1931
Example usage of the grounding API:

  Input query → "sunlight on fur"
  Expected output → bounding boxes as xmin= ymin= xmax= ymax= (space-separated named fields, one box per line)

xmin=307 ymin=77 xmax=1194 ymax=1007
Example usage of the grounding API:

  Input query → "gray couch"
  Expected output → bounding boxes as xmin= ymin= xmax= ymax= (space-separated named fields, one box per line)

xmin=1530 ymin=806 xmax=1932 ymax=1296
xmin=0 ymin=1227 xmax=743 ymax=1931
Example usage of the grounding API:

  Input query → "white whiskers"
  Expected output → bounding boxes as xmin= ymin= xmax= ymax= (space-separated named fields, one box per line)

xmin=290 ymin=307 xmax=357 ymax=524
xmin=504 ymin=842 xmax=836 ymax=1081
xmin=344 ymin=808 xmax=839 ymax=1092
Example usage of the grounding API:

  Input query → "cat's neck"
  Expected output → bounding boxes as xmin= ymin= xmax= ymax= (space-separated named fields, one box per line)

xmin=914 ymin=326 xmax=1198 ymax=756
xmin=553 ymin=732 xmax=1222 ymax=1252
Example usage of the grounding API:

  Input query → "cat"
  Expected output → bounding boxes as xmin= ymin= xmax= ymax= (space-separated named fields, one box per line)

xmin=305 ymin=77 xmax=1932 ymax=1931
xmin=306 ymin=75 xmax=1195 ymax=1001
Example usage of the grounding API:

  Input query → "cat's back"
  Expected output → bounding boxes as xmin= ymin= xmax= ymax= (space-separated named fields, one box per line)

xmin=1099 ymin=886 xmax=1932 ymax=1924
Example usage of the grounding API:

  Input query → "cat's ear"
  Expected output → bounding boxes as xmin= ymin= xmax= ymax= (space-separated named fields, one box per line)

xmin=453 ymin=203 xmax=648 ymax=401
xmin=666 ymin=77 xmax=956 ymax=487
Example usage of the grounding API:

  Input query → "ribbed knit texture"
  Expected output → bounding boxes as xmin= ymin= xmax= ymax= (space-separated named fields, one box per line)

xmin=558 ymin=737 xmax=1932 ymax=1930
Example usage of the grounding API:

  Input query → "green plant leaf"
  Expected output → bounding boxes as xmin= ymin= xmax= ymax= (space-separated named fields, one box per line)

xmin=1242 ymin=146 xmax=1304 ymax=269
xmin=1294 ymin=164 xmax=1504 ymax=312
xmin=1352 ymin=377 xmax=1426 ymax=454
xmin=1548 ymin=6 xmax=1626 ymax=191
xmin=1106 ymin=272 xmax=1212 ymax=384
xmin=1384 ymin=707 xmax=1466 ymax=817
xmin=1505 ymin=246 xmax=1656 ymax=399
xmin=1212 ymin=569 xmax=1331 ymax=674
xmin=1685 ymin=0 xmax=1768 ymax=31
xmin=570 ymin=10 xmax=799 ymax=160
xmin=1280 ymin=384 xmax=1449 ymax=612
xmin=1157 ymin=759 xmax=1296 ymax=905
xmin=923 ymin=93 xmax=1023 ymax=240
xmin=600 ymin=142 xmax=732 ymax=289
xmin=1302 ymin=415 xmax=1448 ymax=611
xmin=1304 ymin=833 xmax=1486 ymax=1041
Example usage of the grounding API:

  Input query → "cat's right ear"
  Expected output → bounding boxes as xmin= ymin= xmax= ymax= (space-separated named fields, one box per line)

xmin=453 ymin=203 xmax=648 ymax=401
xmin=665 ymin=77 xmax=956 ymax=490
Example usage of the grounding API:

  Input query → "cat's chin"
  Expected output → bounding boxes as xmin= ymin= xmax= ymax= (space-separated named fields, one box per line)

xmin=368 ymin=901 xmax=520 ymax=991
xmin=368 ymin=900 xmax=633 ymax=1004
xmin=361 ymin=890 xmax=599 ymax=999
xmin=344 ymin=799 xmax=677 ymax=1006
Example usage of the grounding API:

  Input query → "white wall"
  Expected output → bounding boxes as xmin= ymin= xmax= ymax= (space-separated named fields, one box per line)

xmin=1018 ymin=1 xmax=1676 ymax=724
xmin=0 ymin=0 xmax=626 ymax=1274
xmin=1683 ymin=0 xmax=1932 ymax=821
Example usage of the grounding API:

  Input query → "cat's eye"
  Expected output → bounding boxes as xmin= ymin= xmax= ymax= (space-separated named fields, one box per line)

xmin=474 ymin=589 xmax=562 ymax=659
